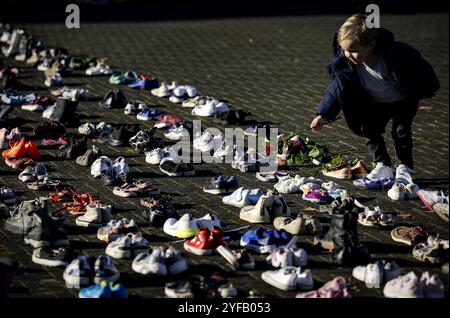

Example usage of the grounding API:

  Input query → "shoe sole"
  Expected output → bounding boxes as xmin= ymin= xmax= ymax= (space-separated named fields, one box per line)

xmin=75 ymin=219 xmax=103 ymax=228
xmin=32 ymin=254 xmax=68 ymax=267
xmin=216 ymin=245 xmax=239 ymax=270
xmin=183 ymin=242 xmax=213 ymax=256
xmin=202 ymin=188 xmax=227 ymax=195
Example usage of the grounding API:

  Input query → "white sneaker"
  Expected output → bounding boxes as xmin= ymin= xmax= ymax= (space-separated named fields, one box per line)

xmin=124 ymin=101 xmax=137 ymax=115
xmin=184 ymin=85 xmax=197 ymax=98
xmin=42 ymin=105 xmax=56 ymax=119
xmin=151 ymin=81 xmax=170 ymax=97
xmin=366 ymin=162 xmax=394 ymax=180
xmin=106 ymin=233 xmax=148 ymax=259
xmin=215 ymin=101 xmax=230 ymax=115
xmin=266 ymin=247 xmax=308 ymax=268
xmin=193 ymin=131 xmax=215 ymax=152
xmin=213 ymin=138 xmax=233 ymax=158
xmin=145 ymin=148 xmax=165 ymax=165
xmin=261 ymin=267 xmax=313 ymax=291
xmin=239 ymin=194 xmax=273 ymax=224
xmin=132 ymin=247 xmax=167 ymax=276
xmin=163 ymin=213 xmax=199 ymax=238
xmin=387 ymin=181 xmax=406 ymax=201
xmin=163 ymin=124 xmax=186 ymax=141
xmin=90 ymin=156 xmax=113 ymax=178
xmin=191 ymin=100 xmax=216 ymax=117
xmin=396 ymin=164 xmax=414 ymax=185
xmin=112 ymin=156 xmax=129 ymax=177
xmin=196 ymin=213 xmax=222 ymax=229
xmin=78 ymin=122 xmax=96 ymax=136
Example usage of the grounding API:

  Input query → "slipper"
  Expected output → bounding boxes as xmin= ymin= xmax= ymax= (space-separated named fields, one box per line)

xmin=390 ymin=226 xmax=429 ymax=246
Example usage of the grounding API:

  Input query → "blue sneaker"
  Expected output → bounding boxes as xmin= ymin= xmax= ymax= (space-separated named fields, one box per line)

xmin=1 ymin=92 xmax=37 ymax=105
xmin=136 ymin=108 xmax=161 ymax=121
xmin=79 ymin=280 xmax=128 ymax=298
xmin=353 ymin=177 xmax=395 ymax=190
xmin=128 ymin=76 xmax=158 ymax=90
xmin=226 ymin=176 xmax=239 ymax=192
xmin=240 ymin=227 xmax=291 ymax=254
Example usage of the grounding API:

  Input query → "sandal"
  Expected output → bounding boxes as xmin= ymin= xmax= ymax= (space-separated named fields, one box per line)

xmin=140 ymin=195 xmax=171 ymax=208
xmin=27 ymin=177 xmax=61 ymax=191
xmin=128 ymin=130 xmax=154 ymax=153
xmin=358 ymin=207 xmax=395 ymax=227
xmin=412 ymin=237 xmax=449 ymax=264
xmin=391 ymin=225 xmax=429 ymax=246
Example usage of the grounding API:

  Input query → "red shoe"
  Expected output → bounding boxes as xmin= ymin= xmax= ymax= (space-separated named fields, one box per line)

xmin=24 ymin=140 xmax=41 ymax=160
xmin=209 ymin=226 xmax=225 ymax=247
xmin=184 ymin=229 xmax=213 ymax=255
xmin=2 ymin=137 xmax=26 ymax=159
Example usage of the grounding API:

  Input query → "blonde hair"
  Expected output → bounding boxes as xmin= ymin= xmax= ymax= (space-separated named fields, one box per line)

xmin=337 ymin=14 xmax=378 ymax=47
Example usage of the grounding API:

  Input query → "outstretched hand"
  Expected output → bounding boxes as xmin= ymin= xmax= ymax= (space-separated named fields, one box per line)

xmin=310 ymin=115 xmax=328 ymax=131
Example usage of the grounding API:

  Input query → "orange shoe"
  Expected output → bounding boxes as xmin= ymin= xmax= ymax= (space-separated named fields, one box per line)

xmin=2 ymin=137 xmax=26 ymax=159
xmin=24 ymin=140 xmax=41 ymax=160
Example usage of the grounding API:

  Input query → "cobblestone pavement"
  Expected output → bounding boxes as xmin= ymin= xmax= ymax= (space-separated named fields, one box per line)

xmin=0 ymin=13 xmax=448 ymax=298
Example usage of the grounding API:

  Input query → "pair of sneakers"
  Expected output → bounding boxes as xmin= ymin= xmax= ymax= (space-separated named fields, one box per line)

xmin=106 ymin=233 xmax=149 ymax=259
xmin=163 ymin=213 xmax=221 ymax=239
xmin=2 ymin=137 xmax=40 ymax=160
xmin=132 ymin=246 xmax=188 ymax=276
xmin=64 ymin=255 xmax=119 ymax=289
xmin=383 ymin=271 xmax=444 ymax=298
xmin=352 ymin=260 xmax=401 ymax=288
xmin=366 ymin=163 xmax=419 ymax=199
xmin=184 ymin=227 xmax=225 ymax=255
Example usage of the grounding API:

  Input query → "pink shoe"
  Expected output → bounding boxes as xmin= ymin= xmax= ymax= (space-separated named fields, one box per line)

xmin=41 ymin=136 xmax=68 ymax=147
xmin=317 ymin=276 xmax=351 ymax=298
xmin=154 ymin=115 xmax=182 ymax=129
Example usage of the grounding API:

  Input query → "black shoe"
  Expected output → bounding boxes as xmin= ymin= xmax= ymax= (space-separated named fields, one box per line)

xmin=213 ymin=110 xmax=247 ymax=125
xmin=50 ymin=215 xmax=70 ymax=247
xmin=33 ymin=121 xmax=66 ymax=138
xmin=100 ymin=171 xmax=116 ymax=186
xmin=24 ymin=212 xmax=51 ymax=248
xmin=98 ymin=89 xmax=127 ymax=109
xmin=48 ymin=98 xmax=78 ymax=126
xmin=57 ymin=134 xmax=87 ymax=160
xmin=98 ymin=126 xmax=125 ymax=146
xmin=160 ymin=158 xmax=195 ymax=177
xmin=143 ymin=204 xmax=179 ymax=227
xmin=32 ymin=247 xmax=77 ymax=267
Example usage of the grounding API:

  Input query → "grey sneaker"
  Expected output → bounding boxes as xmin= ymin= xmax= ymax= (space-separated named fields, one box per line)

xmin=4 ymin=197 xmax=46 ymax=234
xmin=76 ymin=145 xmax=102 ymax=167
xmin=94 ymin=254 xmax=120 ymax=284
xmin=132 ymin=247 xmax=167 ymax=276
xmin=24 ymin=213 xmax=51 ymax=248
xmin=165 ymin=246 xmax=188 ymax=275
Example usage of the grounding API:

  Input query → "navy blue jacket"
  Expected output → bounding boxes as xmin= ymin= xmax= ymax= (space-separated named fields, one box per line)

xmin=316 ymin=28 xmax=440 ymax=136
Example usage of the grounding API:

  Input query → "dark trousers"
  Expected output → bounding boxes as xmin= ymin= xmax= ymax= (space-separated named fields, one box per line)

xmin=360 ymin=98 xmax=418 ymax=169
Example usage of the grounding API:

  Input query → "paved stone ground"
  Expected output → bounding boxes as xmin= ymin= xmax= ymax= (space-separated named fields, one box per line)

xmin=0 ymin=13 xmax=448 ymax=298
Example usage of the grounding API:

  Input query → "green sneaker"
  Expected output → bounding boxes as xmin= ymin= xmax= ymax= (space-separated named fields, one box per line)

xmin=109 ymin=71 xmax=138 ymax=85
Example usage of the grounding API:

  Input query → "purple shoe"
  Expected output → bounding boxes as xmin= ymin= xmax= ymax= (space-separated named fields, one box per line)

xmin=128 ymin=76 xmax=159 ymax=89
xmin=302 ymin=190 xmax=332 ymax=204
xmin=353 ymin=177 xmax=395 ymax=190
